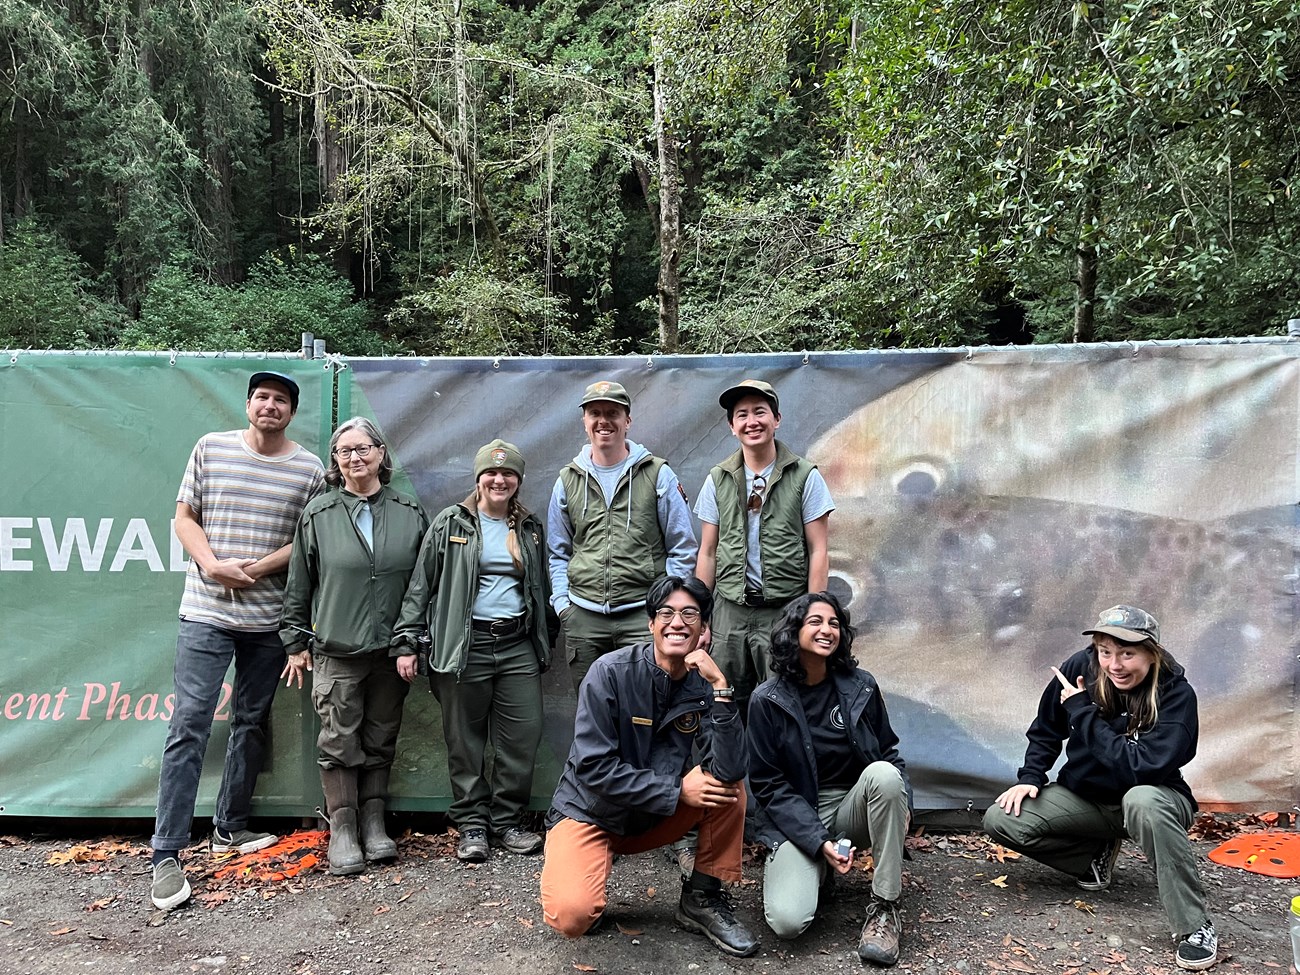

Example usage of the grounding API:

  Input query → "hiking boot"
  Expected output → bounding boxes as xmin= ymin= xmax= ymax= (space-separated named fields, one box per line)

xmin=858 ymin=896 xmax=901 ymax=966
xmin=491 ymin=826 xmax=543 ymax=855
xmin=359 ymin=798 xmax=398 ymax=863
xmin=675 ymin=873 xmax=760 ymax=958
xmin=150 ymin=857 xmax=192 ymax=911
xmin=457 ymin=826 xmax=490 ymax=863
xmin=1076 ymin=838 xmax=1123 ymax=891
xmin=211 ymin=827 xmax=278 ymax=854
xmin=1175 ymin=920 xmax=1218 ymax=971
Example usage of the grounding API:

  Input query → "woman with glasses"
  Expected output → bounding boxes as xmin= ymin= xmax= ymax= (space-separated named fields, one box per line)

xmin=281 ymin=417 xmax=429 ymax=876
xmin=392 ymin=440 xmax=553 ymax=862
xmin=748 ymin=591 xmax=911 ymax=967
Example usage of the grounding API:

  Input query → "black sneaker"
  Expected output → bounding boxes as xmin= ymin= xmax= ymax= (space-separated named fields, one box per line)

xmin=858 ymin=897 xmax=901 ymax=967
xmin=456 ymin=826 xmax=489 ymax=863
xmin=675 ymin=876 xmax=760 ymax=958
xmin=1076 ymin=839 xmax=1122 ymax=891
xmin=1175 ymin=920 xmax=1217 ymax=971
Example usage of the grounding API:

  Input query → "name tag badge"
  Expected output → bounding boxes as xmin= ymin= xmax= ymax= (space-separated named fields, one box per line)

xmin=450 ymin=536 xmax=468 ymax=544
xmin=632 ymin=716 xmax=653 ymax=726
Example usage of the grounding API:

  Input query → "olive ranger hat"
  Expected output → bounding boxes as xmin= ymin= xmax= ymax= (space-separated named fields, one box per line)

xmin=719 ymin=378 xmax=779 ymax=415
xmin=473 ymin=439 xmax=525 ymax=479
xmin=1083 ymin=605 xmax=1160 ymax=645
xmin=579 ymin=380 xmax=632 ymax=409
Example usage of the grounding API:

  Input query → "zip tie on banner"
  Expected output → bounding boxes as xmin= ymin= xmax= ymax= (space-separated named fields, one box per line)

xmin=170 ymin=351 xmax=178 ymax=365
xmin=1131 ymin=341 xmax=1141 ymax=357
xmin=965 ymin=346 xmax=974 ymax=361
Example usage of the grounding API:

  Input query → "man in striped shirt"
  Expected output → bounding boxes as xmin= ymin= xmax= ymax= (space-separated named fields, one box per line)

xmin=149 ymin=371 xmax=324 ymax=911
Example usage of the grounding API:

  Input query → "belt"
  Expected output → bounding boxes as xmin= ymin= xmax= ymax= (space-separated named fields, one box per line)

xmin=471 ymin=615 xmax=526 ymax=638
xmin=741 ymin=589 xmax=785 ymax=608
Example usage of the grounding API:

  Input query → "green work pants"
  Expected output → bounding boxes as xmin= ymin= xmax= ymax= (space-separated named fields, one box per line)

xmin=431 ymin=631 xmax=542 ymax=833
xmin=312 ymin=649 xmax=411 ymax=771
xmin=763 ymin=761 xmax=909 ymax=939
xmin=982 ymin=782 xmax=1208 ymax=936
xmin=564 ymin=605 xmax=648 ymax=691
xmin=709 ymin=597 xmax=783 ymax=716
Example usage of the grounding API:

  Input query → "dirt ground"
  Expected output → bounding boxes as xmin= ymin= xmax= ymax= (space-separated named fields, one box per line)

xmin=1 ymin=813 xmax=1296 ymax=975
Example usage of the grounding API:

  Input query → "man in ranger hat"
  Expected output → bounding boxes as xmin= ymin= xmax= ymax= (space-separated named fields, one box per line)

xmin=148 ymin=371 xmax=324 ymax=911
xmin=547 ymin=379 xmax=696 ymax=690
xmin=694 ymin=378 xmax=834 ymax=716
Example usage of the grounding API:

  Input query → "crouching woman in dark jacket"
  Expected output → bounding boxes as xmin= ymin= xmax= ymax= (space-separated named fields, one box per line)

xmin=983 ymin=605 xmax=1216 ymax=972
xmin=748 ymin=591 xmax=911 ymax=968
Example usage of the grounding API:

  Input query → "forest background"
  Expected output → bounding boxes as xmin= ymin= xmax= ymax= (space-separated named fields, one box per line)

xmin=3 ymin=0 xmax=1299 ymax=356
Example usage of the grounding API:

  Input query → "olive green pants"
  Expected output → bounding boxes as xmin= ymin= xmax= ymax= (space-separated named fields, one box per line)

xmin=312 ymin=649 xmax=411 ymax=771
xmin=709 ymin=597 xmax=783 ymax=717
xmin=763 ymin=761 xmax=909 ymax=939
xmin=982 ymin=782 xmax=1208 ymax=936
xmin=563 ymin=605 xmax=648 ymax=691
xmin=431 ymin=631 xmax=542 ymax=833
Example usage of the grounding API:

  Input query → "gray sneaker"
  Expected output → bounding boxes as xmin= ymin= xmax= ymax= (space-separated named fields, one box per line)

xmin=211 ymin=827 xmax=278 ymax=854
xmin=150 ymin=858 xmax=192 ymax=911
xmin=491 ymin=826 xmax=543 ymax=855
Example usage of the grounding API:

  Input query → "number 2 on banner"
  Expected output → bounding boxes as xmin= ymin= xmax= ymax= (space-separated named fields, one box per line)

xmin=214 ymin=682 xmax=233 ymax=721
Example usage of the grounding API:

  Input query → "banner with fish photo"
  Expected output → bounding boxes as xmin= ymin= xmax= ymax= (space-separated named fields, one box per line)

xmin=351 ymin=341 xmax=1298 ymax=812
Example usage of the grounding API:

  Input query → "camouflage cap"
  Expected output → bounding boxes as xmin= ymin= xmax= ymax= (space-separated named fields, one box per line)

xmin=579 ymin=380 xmax=631 ymax=409
xmin=719 ymin=378 xmax=779 ymax=415
xmin=1083 ymin=605 xmax=1160 ymax=645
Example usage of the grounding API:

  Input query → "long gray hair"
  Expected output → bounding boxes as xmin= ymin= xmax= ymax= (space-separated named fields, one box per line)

xmin=325 ymin=416 xmax=393 ymax=487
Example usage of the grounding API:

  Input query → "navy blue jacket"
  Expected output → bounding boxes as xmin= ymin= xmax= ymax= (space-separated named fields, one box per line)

xmin=1018 ymin=647 xmax=1198 ymax=810
xmin=547 ymin=642 xmax=747 ymax=835
xmin=748 ymin=668 xmax=911 ymax=857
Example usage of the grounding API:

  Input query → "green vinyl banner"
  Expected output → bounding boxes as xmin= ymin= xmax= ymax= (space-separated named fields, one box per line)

xmin=0 ymin=354 xmax=332 ymax=817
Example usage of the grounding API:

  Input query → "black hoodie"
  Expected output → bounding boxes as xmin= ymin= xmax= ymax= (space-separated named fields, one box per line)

xmin=1017 ymin=646 xmax=1198 ymax=810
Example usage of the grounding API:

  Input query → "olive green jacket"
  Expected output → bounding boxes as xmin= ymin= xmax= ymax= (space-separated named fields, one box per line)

xmin=391 ymin=502 xmax=552 ymax=679
xmin=280 ymin=485 xmax=429 ymax=657
xmin=710 ymin=441 xmax=816 ymax=603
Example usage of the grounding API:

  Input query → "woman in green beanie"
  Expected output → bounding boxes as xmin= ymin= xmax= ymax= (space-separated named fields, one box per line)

xmin=392 ymin=440 xmax=554 ymax=862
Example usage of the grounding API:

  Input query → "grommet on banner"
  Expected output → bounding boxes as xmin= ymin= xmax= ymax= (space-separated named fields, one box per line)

xmin=1131 ymin=341 xmax=1141 ymax=357
xmin=965 ymin=346 xmax=974 ymax=361
xmin=802 ymin=352 xmax=810 ymax=365
xmin=645 ymin=356 xmax=654 ymax=368
xmin=170 ymin=352 xmax=177 ymax=365
xmin=492 ymin=358 xmax=501 ymax=370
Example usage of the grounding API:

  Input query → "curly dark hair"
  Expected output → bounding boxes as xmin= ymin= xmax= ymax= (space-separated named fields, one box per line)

xmin=769 ymin=591 xmax=858 ymax=682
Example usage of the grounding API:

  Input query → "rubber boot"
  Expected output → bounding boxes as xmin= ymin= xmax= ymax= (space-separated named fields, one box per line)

xmin=359 ymin=767 xmax=397 ymax=862
xmin=321 ymin=767 xmax=365 ymax=876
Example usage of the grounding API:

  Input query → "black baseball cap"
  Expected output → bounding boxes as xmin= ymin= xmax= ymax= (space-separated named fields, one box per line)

xmin=247 ymin=371 xmax=300 ymax=412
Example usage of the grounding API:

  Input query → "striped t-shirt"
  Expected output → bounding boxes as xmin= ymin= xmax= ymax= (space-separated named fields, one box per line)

xmin=177 ymin=430 xmax=325 ymax=630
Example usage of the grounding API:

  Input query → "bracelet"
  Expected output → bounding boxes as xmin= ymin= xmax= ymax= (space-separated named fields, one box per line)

xmin=712 ymin=686 xmax=736 ymax=700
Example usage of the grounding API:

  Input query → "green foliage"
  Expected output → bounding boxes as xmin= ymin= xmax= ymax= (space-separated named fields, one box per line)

xmin=120 ymin=251 xmax=384 ymax=354
xmin=0 ymin=220 xmax=126 ymax=349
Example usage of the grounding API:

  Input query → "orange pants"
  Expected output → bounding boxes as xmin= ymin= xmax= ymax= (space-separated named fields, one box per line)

xmin=540 ymin=787 xmax=746 ymax=938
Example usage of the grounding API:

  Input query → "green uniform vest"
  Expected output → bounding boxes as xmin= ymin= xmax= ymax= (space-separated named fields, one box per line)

xmin=711 ymin=441 xmax=815 ymax=604
xmin=560 ymin=455 xmax=667 ymax=610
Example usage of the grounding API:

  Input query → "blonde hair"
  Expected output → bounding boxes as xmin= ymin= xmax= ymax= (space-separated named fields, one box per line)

xmin=1089 ymin=637 xmax=1171 ymax=735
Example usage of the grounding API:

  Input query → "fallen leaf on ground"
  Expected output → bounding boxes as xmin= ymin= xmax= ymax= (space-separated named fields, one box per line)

xmin=374 ymin=905 xmax=390 ymax=915
xmin=518 ymin=918 xmax=534 ymax=928
xmin=573 ymin=964 xmax=596 ymax=972
xmin=84 ymin=897 xmax=115 ymax=912
xmin=615 ymin=922 xmax=643 ymax=936
xmin=49 ymin=927 xmax=74 ymax=936
xmin=988 ymin=875 xmax=1009 ymax=888
xmin=646 ymin=886 xmax=656 ymax=898
xmin=195 ymin=891 xmax=233 ymax=909
xmin=1072 ymin=898 xmax=1095 ymax=915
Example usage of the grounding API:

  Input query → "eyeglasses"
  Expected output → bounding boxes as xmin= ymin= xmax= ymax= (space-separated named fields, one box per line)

xmin=654 ymin=607 xmax=702 ymax=625
xmin=333 ymin=444 xmax=381 ymax=459
xmin=748 ymin=474 xmax=767 ymax=513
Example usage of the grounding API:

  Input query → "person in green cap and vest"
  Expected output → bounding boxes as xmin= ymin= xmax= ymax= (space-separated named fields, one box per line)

xmin=547 ymin=380 xmax=697 ymax=691
xmin=694 ymin=379 xmax=834 ymax=716
xmin=392 ymin=439 xmax=553 ymax=863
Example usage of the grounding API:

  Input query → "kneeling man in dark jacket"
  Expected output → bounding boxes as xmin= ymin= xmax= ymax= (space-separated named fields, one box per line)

xmin=540 ymin=574 xmax=759 ymax=958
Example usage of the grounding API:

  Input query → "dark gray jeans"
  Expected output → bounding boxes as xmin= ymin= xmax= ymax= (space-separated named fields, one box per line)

xmin=150 ymin=620 xmax=282 ymax=852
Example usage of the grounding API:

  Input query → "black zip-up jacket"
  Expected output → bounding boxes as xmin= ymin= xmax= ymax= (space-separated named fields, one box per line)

xmin=547 ymin=642 xmax=746 ymax=836
xmin=748 ymin=668 xmax=912 ymax=857
xmin=1017 ymin=647 xmax=1198 ymax=810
